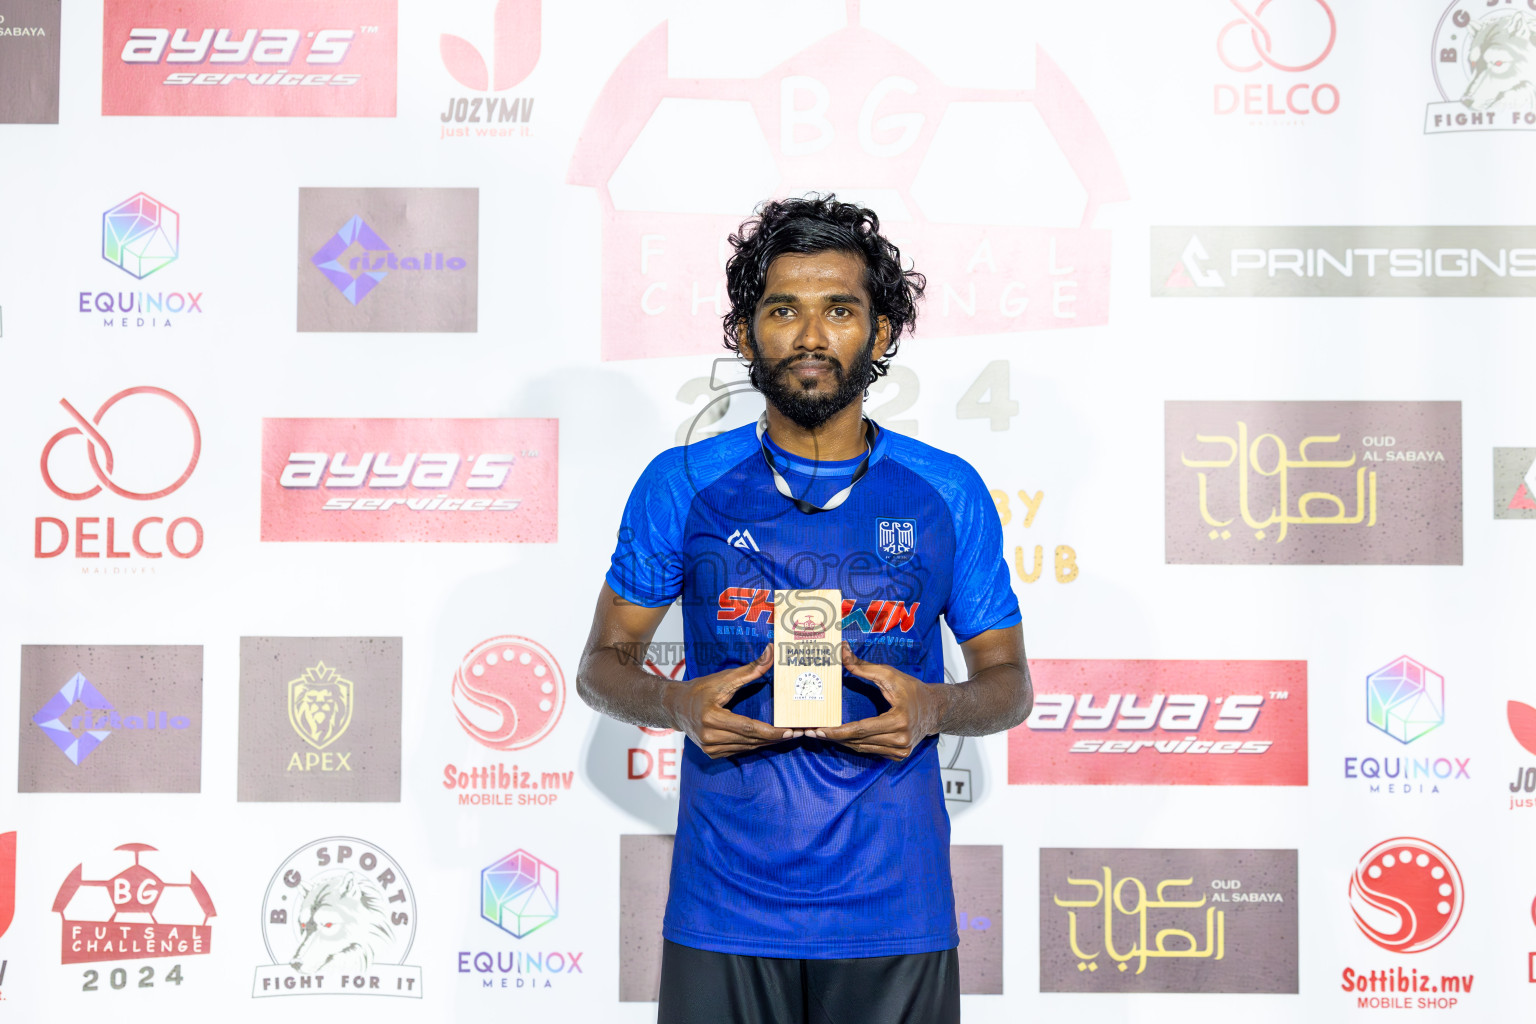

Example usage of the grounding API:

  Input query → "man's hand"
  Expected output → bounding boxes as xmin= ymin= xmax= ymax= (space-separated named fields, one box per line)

xmin=663 ymin=645 xmax=799 ymax=759
xmin=812 ymin=643 xmax=948 ymax=760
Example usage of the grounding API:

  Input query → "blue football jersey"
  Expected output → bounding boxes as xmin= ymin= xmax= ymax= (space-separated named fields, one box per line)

xmin=605 ymin=419 xmax=1021 ymax=958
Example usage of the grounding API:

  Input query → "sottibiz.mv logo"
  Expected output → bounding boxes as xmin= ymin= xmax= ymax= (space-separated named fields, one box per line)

xmin=261 ymin=418 xmax=556 ymax=543
xmin=1010 ymin=659 xmax=1307 ymax=785
xmin=53 ymin=843 xmax=215 ymax=981
xmin=37 ymin=387 xmax=204 ymax=563
xmin=255 ymin=837 xmax=420 ymax=998
xmin=102 ymin=0 xmax=398 ymax=117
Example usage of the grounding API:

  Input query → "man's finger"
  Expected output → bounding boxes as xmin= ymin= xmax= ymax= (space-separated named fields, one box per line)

xmin=712 ymin=645 xmax=774 ymax=700
xmin=818 ymin=710 xmax=902 ymax=743
xmin=701 ymin=707 xmax=786 ymax=743
xmin=840 ymin=642 xmax=898 ymax=699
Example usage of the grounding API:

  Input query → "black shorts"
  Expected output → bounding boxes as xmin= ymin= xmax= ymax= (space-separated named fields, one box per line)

xmin=656 ymin=938 xmax=960 ymax=1024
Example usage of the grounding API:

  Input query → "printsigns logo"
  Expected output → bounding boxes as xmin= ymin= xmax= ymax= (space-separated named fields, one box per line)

xmin=289 ymin=663 xmax=353 ymax=750
xmin=0 ymin=0 xmax=61 ymax=124
xmin=1367 ymin=657 xmax=1444 ymax=744
xmin=482 ymin=850 xmax=557 ymax=938
xmin=1214 ymin=0 xmax=1340 ymax=119
xmin=36 ymin=387 xmax=204 ymax=561
xmin=19 ymin=646 xmax=202 ymax=793
xmin=1493 ymin=447 xmax=1536 ymax=518
xmin=1010 ymin=659 xmax=1308 ymax=786
xmin=1349 ymin=838 xmax=1463 ymax=953
xmin=103 ymin=193 xmax=178 ymax=279
xmin=453 ymin=636 xmax=564 ymax=751
xmin=237 ymin=637 xmax=401 ymax=802
xmin=53 ymin=843 xmax=215 ymax=965
xmin=1428 ymin=3 xmax=1536 ymax=133
xmin=1164 ymin=401 xmax=1463 ymax=565
xmin=1152 ymin=227 xmax=1536 ymax=297
xmin=437 ymin=0 xmax=538 ymax=139
xmin=260 ymin=417 xmax=557 ymax=543
xmin=255 ymin=837 xmax=420 ymax=998
xmin=1040 ymin=848 xmax=1298 ymax=993
xmin=567 ymin=1 xmax=1127 ymax=360
xmin=102 ymin=0 xmax=398 ymax=117
xmin=297 ymin=187 xmax=478 ymax=332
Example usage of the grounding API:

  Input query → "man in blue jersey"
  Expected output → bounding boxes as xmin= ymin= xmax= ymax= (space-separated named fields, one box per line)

xmin=577 ymin=195 xmax=1031 ymax=1023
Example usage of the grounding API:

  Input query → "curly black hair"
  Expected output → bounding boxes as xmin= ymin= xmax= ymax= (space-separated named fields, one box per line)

xmin=721 ymin=194 xmax=926 ymax=382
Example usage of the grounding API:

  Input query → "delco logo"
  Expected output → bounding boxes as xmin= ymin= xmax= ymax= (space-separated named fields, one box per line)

xmin=1009 ymin=660 xmax=1308 ymax=786
xmin=1027 ymin=693 xmax=1270 ymax=753
xmin=715 ymin=588 xmax=919 ymax=634
xmin=260 ymin=418 xmax=557 ymax=543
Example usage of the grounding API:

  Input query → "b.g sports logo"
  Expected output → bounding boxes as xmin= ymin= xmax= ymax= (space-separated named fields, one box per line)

xmin=260 ymin=418 xmax=557 ymax=543
xmin=102 ymin=0 xmax=398 ymax=117
xmin=1009 ymin=659 xmax=1308 ymax=785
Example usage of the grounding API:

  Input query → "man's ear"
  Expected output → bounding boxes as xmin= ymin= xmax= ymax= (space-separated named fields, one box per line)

xmin=736 ymin=322 xmax=754 ymax=362
xmin=872 ymin=316 xmax=892 ymax=363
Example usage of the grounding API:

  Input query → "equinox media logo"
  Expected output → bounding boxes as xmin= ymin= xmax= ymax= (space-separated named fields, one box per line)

xmin=102 ymin=193 xmax=178 ymax=279
xmin=1344 ymin=657 xmax=1469 ymax=796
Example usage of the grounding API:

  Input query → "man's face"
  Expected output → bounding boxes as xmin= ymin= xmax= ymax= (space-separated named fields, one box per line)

xmin=743 ymin=250 xmax=891 ymax=431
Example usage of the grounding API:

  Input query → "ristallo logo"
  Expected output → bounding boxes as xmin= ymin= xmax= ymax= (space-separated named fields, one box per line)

xmin=567 ymin=1 xmax=1127 ymax=360
xmin=80 ymin=195 xmax=205 ymax=329
xmin=1344 ymin=657 xmax=1470 ymax=797
xmin=1341 ymin=838 xmax=1474 ymax=1010
xmin=437 ymin=0 xmax=538 ymax=141
xmin=445 ymin=636 xmax=575 ymax=810
xmin=260 ymin=417 xmax=556 ymax=542
xmin=457 ymin=848 xmax=584 ymax=991
xmin=1009 ymin=659 xmax=1308 ymax=786
xmin=298 ymin=187 xmax=478 ymax=332
xmin=1214 ymin=0 xmax=1340 ymax=120
xmin=102 ymin=0 xmax=398 ymax=117
xmin=237 ymin=638 xmax=403 ymax=803
xmin=53 ymin=843 xmax=215 ymax=973
xmin=254 ymin=837 xmax=420 ymax=998
xmin=20 ymin=646 xmax=202 ymax=793
xmin=1428 ymin=3 xmax=1536 ymax=134
xmin=36 ymin=387 xmax=204 ymax=564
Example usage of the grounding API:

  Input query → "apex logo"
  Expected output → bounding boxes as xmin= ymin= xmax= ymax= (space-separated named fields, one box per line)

xmin=726 ymin=529 xmax=758 ymax=551
xmin=440 ymin=0 xmax=538 ymax=91
xmin=288 ymin=662 xmax=353 ymax=752
xmin=715 ymin=588 xmax=919 ymax=634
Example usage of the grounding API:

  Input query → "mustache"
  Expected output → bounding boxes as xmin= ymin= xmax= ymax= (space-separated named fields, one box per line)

xmin=771 ymin=352 xmax=843 ymax=373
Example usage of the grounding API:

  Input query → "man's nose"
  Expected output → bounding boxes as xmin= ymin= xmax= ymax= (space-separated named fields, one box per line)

xmin=794 ymin=316 xmax=831 ymax=352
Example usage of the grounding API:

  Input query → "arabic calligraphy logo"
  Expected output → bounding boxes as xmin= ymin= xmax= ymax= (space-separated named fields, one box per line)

xmin=452 ymin=636 xmax=565 ymax=750
xmin=1218 ymin=0 xmax=1336 ymax=73
xmin=1366 ymin=657 xmax=1445 ymax=744
xmin=288 ymin=662 xmax=354 ymax=751
xmin=32 ymin=672 xmax=114 ymax=765
xmin=441 ymin=0 xmax=539 ymax=91
xmin=1181 ymin=422 xmax=1376 ymax=543
xmin=102 ymin=193 xmax=180 ymax=279
xmin=41 ymin=387 xmax=201 ymax=501
xmin=1053 ymin=866 xmax=1224 ymax=975
xmin=1349 ymin=838 xmax=1463 ymax=954
xmin=311 ymin=216 xmax=391 ymax=306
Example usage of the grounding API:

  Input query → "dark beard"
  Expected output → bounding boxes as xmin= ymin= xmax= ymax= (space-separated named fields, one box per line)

xmin=747 ymin=328 xmax=877 ymax=432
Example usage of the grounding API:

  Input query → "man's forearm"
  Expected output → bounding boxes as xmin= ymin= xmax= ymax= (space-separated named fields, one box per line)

xmin=933 ymin=661 xmax=1032 ymax=737
xmin=575 ymin=645 xmax=681 ymax=730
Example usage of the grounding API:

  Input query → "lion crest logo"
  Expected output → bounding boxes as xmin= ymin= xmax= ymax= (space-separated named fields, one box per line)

xmin=287 ymin=662 xmax=354 ymax=751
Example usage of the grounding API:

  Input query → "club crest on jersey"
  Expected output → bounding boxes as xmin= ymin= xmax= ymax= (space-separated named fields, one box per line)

xmin=876 ymin=518 xmax=916 ymax=566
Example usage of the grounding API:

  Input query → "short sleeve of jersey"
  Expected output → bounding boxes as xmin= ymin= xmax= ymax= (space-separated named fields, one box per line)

xmin=943 ymin=465 xmax=1022 ymax=643
xmin=605 ymin=450 xmax=687 ymax=608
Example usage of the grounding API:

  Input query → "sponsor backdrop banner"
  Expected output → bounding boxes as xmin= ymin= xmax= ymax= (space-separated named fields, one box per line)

xmin=0 ymin=0 xmax=1529 ymax=1020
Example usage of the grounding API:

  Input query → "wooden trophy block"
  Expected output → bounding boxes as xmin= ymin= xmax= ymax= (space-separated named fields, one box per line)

xmin=772 ymin=588 xmax=843 ymax=728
